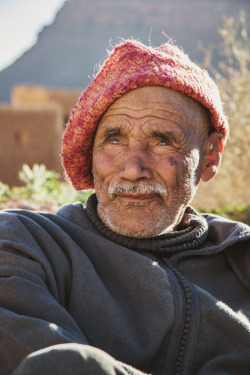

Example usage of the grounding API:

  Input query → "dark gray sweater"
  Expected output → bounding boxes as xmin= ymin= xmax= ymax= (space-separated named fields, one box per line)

xmin=0 ymin=195 xmax=250 ymax=375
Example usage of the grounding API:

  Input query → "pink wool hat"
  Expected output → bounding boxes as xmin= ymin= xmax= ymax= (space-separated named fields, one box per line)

xmin=62 ymin=40 xmax=229 ymax=190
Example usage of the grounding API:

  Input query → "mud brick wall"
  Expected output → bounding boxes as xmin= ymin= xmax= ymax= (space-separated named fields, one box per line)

xmin=0 ymin=105 xmax=64 ymax=186
xmin=12 ymin=85 xmax=81 ymax=123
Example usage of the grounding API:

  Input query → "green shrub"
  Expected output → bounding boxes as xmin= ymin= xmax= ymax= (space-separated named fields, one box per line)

xmin=0 ymin=182 xmax=11 ymax=202
xmin=1 ymin=164 xmax=93 ymax=207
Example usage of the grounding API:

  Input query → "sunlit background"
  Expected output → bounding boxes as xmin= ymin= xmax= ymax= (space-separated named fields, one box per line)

xmin=0 ymin=0 xmax=66 ymax=71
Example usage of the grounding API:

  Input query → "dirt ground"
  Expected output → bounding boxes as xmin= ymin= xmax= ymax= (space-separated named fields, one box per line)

xmin=0 ymin=198 xmax=59 ymax=213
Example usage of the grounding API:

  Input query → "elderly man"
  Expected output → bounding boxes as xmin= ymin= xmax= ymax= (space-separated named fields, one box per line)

xmin=0 ymin=40 xmax=250 ymax=375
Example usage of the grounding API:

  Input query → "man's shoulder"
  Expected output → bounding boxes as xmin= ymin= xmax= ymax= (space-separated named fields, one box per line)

xmin=203 ymin=212 xmax=250 ymax=231
xmin=0 ymin=206 xmax=59 ymax=229
xmin=0 ymin=202 xmax=93 ymax=234
xmin=201 ymin=212 xmax=250 ymax=250
xmin=203 ymin=212 xmax=250 ymax=235
xmin=0 ymin=203 xmax=99 ymax=265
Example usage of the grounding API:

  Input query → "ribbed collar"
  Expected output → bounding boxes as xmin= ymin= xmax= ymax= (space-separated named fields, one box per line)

xmin=85 ymin=194 xmax=208 ymax=253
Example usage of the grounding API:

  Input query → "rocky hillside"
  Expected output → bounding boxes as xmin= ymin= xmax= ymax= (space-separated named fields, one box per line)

xmin=0 ymin=0 xmax=249 ymax=102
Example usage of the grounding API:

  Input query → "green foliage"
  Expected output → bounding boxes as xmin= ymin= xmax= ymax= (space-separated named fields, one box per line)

xmin=0 ymin=182 xmax=11 ymax=202
xmin=1 ymin=164 xmax=93 ymax=207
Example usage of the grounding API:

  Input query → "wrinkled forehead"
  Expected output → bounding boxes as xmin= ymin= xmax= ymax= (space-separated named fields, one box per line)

xmin=99 ymin=86 xmax=212 ymax=133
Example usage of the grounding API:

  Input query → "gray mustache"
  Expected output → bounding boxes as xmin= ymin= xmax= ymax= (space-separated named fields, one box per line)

xmin=108 ymin=181 xmax=168 ymax=197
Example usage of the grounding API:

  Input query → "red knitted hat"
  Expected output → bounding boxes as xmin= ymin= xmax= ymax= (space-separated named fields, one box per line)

xmin=62 ymin=40 xmax=229 ymax=190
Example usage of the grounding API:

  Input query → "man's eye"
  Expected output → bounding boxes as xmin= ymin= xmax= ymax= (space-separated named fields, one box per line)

xmin=157 ymin=137 xmax=170 ymax=146
xmin=109 ymin=138 xmax=120 ymax=145
xmin=152 ymin=132 xmax=171 ymax=146
xmin=159 ymin=140 xmax=169 ymax=146
xmin=103 ymin=135 xmax=120 ymax=144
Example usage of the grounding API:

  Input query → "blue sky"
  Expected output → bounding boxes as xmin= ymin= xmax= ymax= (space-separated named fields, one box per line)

xmin=0 ymin=0 xmax=66 ymax=71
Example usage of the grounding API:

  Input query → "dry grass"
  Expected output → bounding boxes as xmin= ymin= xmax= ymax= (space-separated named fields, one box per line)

xmin=0 ymin=198 xmax=59 ymax=213
xmin=193 ymin=12 xmax=250 ymax=210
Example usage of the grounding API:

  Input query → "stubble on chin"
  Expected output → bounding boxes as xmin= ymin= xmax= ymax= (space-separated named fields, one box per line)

xmin=95 ymin=179 xmax=187 ymax=238
xmin=97 ymin=197 xmax=180 ymax=238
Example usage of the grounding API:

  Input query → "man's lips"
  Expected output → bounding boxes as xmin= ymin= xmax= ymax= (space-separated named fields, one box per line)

xmin=115 ymin=192 xmax=159 ymax=202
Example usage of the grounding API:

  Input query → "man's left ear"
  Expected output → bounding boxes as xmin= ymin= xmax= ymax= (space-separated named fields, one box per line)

xmin=200 ymin=131 xmax=224 ymax=182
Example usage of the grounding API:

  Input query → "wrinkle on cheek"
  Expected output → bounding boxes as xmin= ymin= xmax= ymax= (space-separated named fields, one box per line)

xmin=169 ymin=156 xmax=179 ymax=167
xmin=183 ymin=149 xmax=201 ymax=186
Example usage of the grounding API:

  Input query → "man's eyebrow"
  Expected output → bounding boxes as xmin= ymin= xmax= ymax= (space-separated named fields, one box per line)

xmin=103 ymin=127 xmax=121 ymax=139
xmin=151 ymin=130 xmax=177 ymax=140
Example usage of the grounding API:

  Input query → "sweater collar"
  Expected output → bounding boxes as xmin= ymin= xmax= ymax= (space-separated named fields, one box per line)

xmin=85 ymin=194 xmax=208 ymax=253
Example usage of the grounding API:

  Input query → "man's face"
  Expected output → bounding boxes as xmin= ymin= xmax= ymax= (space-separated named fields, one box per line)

xmin=92 ymin=86 xmax=210 ymax=238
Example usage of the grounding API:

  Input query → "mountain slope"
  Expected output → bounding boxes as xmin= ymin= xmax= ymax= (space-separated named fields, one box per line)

xmin=0 ymin=0 xmax=249 ymax=102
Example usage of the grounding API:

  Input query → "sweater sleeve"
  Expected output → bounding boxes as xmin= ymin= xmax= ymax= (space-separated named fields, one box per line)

xmin=12 ymin=343 xmax=148 ymax=375
xmin=0 ymin=211 xmax=88 ymax=374
xmin=0 ymin=211 xmax=150 ymax=375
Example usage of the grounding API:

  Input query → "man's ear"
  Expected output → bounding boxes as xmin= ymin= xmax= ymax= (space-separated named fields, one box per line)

xmin=200 ymin=131 xmax=224 ymax=182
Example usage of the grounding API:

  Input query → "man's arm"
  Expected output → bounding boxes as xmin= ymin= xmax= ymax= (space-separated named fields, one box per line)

xmin=12 ymin=344 xmax=147 ymax=375
xmin=0 ymin=211 xmax=148 ymax=375
xmin=0 ymin=212 xmax=88 ymax=374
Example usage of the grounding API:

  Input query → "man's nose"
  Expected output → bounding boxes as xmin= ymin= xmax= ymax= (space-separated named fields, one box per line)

xmin=119 ymin=148 xmax=153 ymax=181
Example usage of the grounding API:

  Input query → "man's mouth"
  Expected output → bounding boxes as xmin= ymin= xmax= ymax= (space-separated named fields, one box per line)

xmin=108 ymin=181 xmax=168 ymax=201
xmin=115 ymin=192 xmax=159 ymax=203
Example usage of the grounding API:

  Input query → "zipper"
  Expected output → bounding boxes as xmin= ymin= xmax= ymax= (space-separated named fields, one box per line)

xmin=150 ymin=257 xmax=200 ymax=375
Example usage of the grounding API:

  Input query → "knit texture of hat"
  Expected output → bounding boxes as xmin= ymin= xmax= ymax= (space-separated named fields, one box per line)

xmin=62 ymin=40 xmax=229 ymax=190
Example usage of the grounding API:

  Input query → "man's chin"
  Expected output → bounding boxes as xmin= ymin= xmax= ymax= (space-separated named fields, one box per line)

xmin=105 ymin=221 xmax=162 ymax=238
xmin=99 ymin=207 xmax=175 ymax=238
